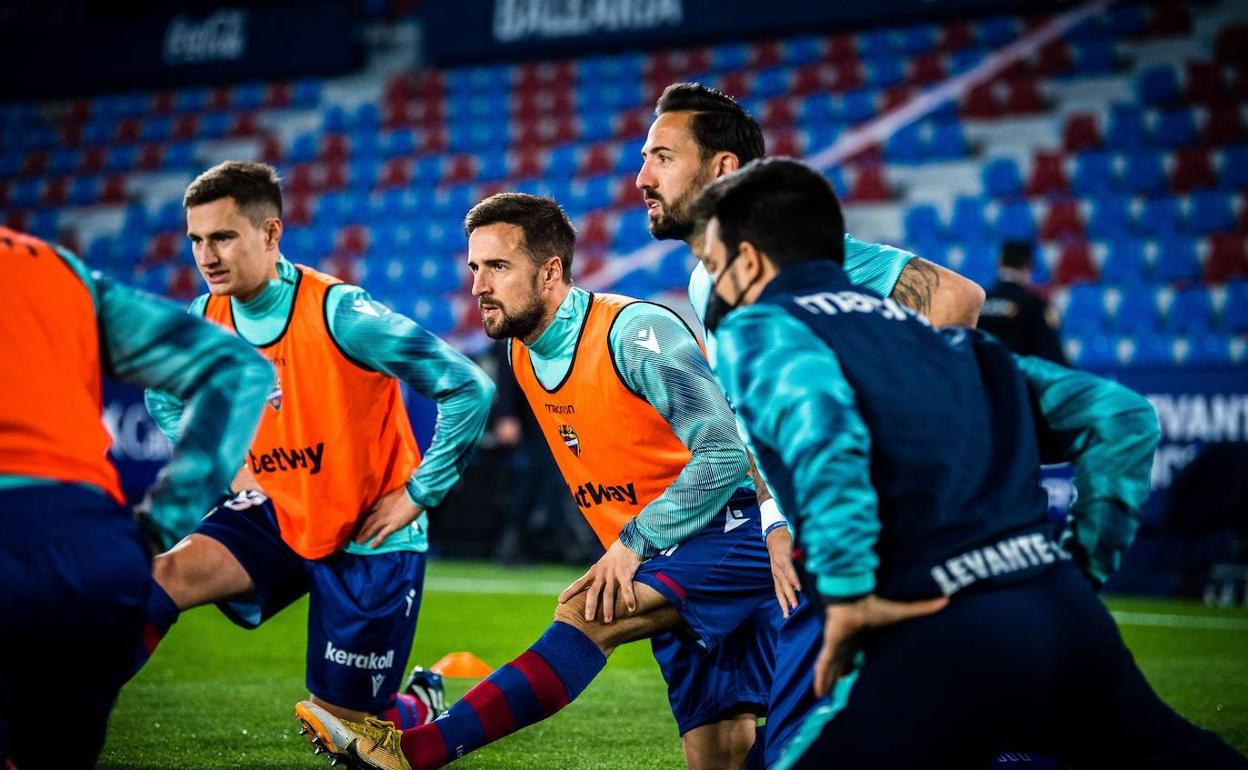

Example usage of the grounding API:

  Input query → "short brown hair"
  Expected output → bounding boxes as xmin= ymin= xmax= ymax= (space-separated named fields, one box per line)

xmin=656 ymin=83 xmax=765 ymax=165
xmin=463 ymin=193 xmax=576 ymax=283
xmin=183 ymin=161 xmax=283 ymax=226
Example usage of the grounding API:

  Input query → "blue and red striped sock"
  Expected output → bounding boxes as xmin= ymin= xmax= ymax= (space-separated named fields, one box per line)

xmin=377 ymin=693 xmax=431 ymax=729
xmin=128 ymin=580 xmax=179 ymax=680
xmin=399 ymin=622 xmax=606 ymax=769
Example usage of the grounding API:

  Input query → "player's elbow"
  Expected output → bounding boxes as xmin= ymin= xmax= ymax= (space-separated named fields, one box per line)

xmin=933 ymin=270 xmax=985 ymax=328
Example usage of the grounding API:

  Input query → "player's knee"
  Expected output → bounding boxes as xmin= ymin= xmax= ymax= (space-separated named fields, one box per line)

xmin=151 ymin=536 xmax=247 ymax=608
xmin=552 ymin=597 xmax=614 ymax=653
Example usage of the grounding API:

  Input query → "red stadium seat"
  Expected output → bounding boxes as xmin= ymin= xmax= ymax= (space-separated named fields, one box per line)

xmin=1027 ymin=151 xmax=1069 ymax=195
xmin=171 ymin=115 xmax=198 ymax=141
xmin=285 ymin=195 xmax=312 ymax=227
xmin=1202 ymin=105 xmax=1246 ymax=145
xmin=168 ymin=265 xmax=199 ymax=299
xmin=1063 ymin=114 xmax=1101 ymax=152
xmin=829 ymin=60 xmax=863 ymax=91
xmin=230 ymin=112 xmax=259 ymax=137
xmin=509 ymin=148 xmax=545 ymax=180
xmin=1005 ymin=76 xmax=1045 ymax=114
xmin=1035 ymin=41 xmax=1073 ymax=76
xmin=321 ymin=162 xmax=347 ymax=192
xmin=825 ymin=33 xmax=857 ymax=63
xmin=963 ymin=83 xmax=1004 ymax=118
xmin=719 ymin=72 xmax=752 ymax=100
xmin=39 ymin=177 xmax=67 ymax=208
xmin=138 ymin=144 xmax=165 ymax=170
xmin=939 ymin=22 xmax=974 ymax=51
xmin=322 ymin=134 xmax=350 ymax=163
xmin=613 ymin=110 xmax=651 ymax=141
xmin=286 ymin=164 xmax=314 ymax=195
xmin=151 ymin=90 xmax=175 ymax=114
xmin=767 ymin=130 xmax=802 ymax=157
xmin=1170 ymin=147 xmax=1217 ymax=192
xmin=1053 ymin=241 xmax=1098 ymax=285
xmin=379 ymin=158 xmax=411 ymax=188
xmin=613 ymin=177 xmax=642 ymax=209
xmin=910 ymin=52 xmax=946 ymax=85
xmin=147 ymin=231 xmax=180 ymax=263
xmin=1147 ymin=2 xmax=1190 ymax=36
xmin=5 ymin=210 xmax=29 ymax=231
xmin=761 ymin=97 xmax=797 ymax=127
xmin=750 ymin=40 xmax=783 ymax=69
xmin=337 ymin=225 xmax=369 ymax=256
xmin=21 ymin=151 xmax=47 ymax=177
xmin=260 ymin=135 xmax=283 ymax=166
xmin=443 ymin=155 xmax=478 ymax=186
xmin=848 ymin=165 xmax=890 ymax=202
xmin=1184 ymin=62 xmax=1228 ymax=104
xmin=1214 ymin=23 xmax=1248 ymax=66
xmin=881 ymin=86 xmax=913 ymax=112
xmin=421 ymin=128 xmax=449 ymax=154
xmin=1040 ymin=200 xmax=1084 ymax=240
xmin=208 ymin=87 xmax=233 ymax=111
xmin=100 ymin=175 xmax=127 ymax=204
xmin=578 ymin=211 xmax=614 ymax=248
xmin=265 ymin=82 xmax=293 ymax=108
xmin=114 ymin=117 xmax=142 ymax=144
xmin=1205 ymin=233 xmax=1248 ymax=283
xmin=60 ymin=122 xmax=83 ymax=147
xmin=792 ymin=63 xmax=829 ymax=95
xmin=579 ymin=143 xmax=616 ymax=178
xmin=80 ymin=147 xmax=106 ymax=174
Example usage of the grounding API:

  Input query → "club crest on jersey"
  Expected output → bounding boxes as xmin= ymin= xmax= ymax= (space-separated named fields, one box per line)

xmin=266 ymin=375 xmax=283 ymax=412
xmin=558 ymin=424 xmax=580 ymax=457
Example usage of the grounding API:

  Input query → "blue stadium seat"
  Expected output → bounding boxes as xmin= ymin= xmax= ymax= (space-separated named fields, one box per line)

xmin=579 ymin=111 xmax=614 ymax=143
xmin=381 ymin=129 xmax=417 ymax=158
xmin=1224 ymin=280 xmax=1248 ymax=332
xmin=1107 ymin=4 xmax=1147 ymax=36
xmin=1187 ymin=191 xmax=1235 ymax=234
xmin=1153 ymin=235 xmax=1201 ymax=283
xmin=1121 ymin=151 xmax=1166 ymax=195
xmin=1073 ymin=334 xmax=1119 ymax=368
xmin=409 ymin=156 xmax=441 ymax=185
xmin=885 ymin=123 xmax=925 ymax=162
xmin=842 ymin=88 xmax=877 ymax=124
xmin=292 ymin=79 xmax=322 ymax=108
xmin=864 ymin=57 xmax=905 ymax=89
xmin=1137 ymin=197 xmax=1183 ymax=237
xmin=82 ymin=121 xmax=113 ymax=147
xmin=10 ymin=179 xmax=40 ymax=209
xmin=1106 ymin=105 xmax=1147 ymax=151
xmin=234 ymin=83 xmax=265 ymax=110
xmin=1113 ymin=289 xmax=1158 ymax=334
xmin=1072 ymin=151 xmax=1116 ymax=195
xmin=163 ymin=141 xmax=196 ymax=169
xmin=351 ymin=130 xmax=379 ymax=162
xmin=949 ymin=48 xmax=984 ymax=75
xmin=614 ymin=140 xmax=645 ymax=175
xmin=411 ymin=298 xmax=456 ymax=336
xmin=476 ymin=150 xmax=508 ymax=182
xmin=983 ymin=157 xmax=1024 ymax=197
xmin=753 ymin=67 xmax=793 ymax=99
xmin=121 ymin=202 xmax=148 ymax=234
xmin=49 ymin=148 xmax=80 ymax=175
xmin=347 ymin=162 xmax=378 ymax=192
xmin=174 ymin=88 xmax=209 ymax=114
xmin=823 ymin=166 xmax=849 ymax=198
xmin=797 ymin=93 xmax=840 ymax=126
xmin=1186 ymin=334 xmax=1232 ymax=365
xmin=354 ymin=103 xmax=381 ymax=132
xmin=28 ymin=210 xmax=59 ymax=240
xmin=1221 ymin=145 xmax=1248 ymax=191
xmin=1136 ymin=64 xmax=1181 ymax=106
xmin=546 ymin=145 xmax=579 ymax=177
xmin=909 ymin=240 xmax=949 ymax=268
xmin=453 ymin=122 xmax=508 ymax=152
xmin=898 ymin=24 xmax=938 ymax=54
xmin=1086 ymin=195 xmax=1133 ymax=239
xmin=950 ymin=196 xmax=991 ymax=242
xmin=287 ymin=132 xmax=319 ymax=164
xmin=67 ymin=176 xmax=100 ymax=206
xmin=957 ymin=242 xmax=999 ymax=288
xmin=977 ymin=16 xmax=1017 ymax=47
xmin=0 ymin=150 xmax=22 ymax=178
xmin=323 ymin=105 xmax=350 ymax=133
xmin=1153 ymin=109 xmax=1197 ymax=148
xmin=1072 ymin=40 xmax=1116 ymax=74
xmin=903 ymin=204 xmax=946 ymax=244
xmin=139 ymin=116 xmax=173 ymax=143
xmin=1129 ymin=334 xmax=1177 ymax=367
xmin=710 ymin=42 xmax=751 ymax=73
xmin=199 ymin=111 xmax=232 ymax=140
xmin=995 ymin=200 xmax=1036 ymax=240
xmin=1166 ymin=287 xmax=1214 ymax=333
xmin=928 ymin=121 xmax=969 ymax=159
xmin=154 ymin=199 xmax=184 ymax=231
xmin=611 ymin=213 xmax=653 ymax=253
xmin=1100 ymin=238 xmax=1149 ymax=284
xmin=1062 ymin=285 xmax=1108 ymax=335
xmin=782 ymin=35 xmax=824 ymax=66
xmin=104 ymin=145 xmax=138 ymax=173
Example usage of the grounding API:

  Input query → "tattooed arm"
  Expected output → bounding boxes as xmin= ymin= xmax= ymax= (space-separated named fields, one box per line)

xmin=891 ymin=258 xmax=985 ymax=327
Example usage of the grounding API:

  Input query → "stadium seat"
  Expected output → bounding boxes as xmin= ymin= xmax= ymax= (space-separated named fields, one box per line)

xmin=1219 ymin=145 xmax=1248 ymax=190
xmin=1224 ymin=280 xmax=1248 ymax=331
xmin=1072 ymin=40 xmax=1116 ymax=74
xmin=1202 ymin=105 xmax=1247 ymax=146
xmin=956 ymin=242 xmax=998 ymax=288
xmin=1136 ymin=64 xmax=1182 ymax=107
xmin=904 ymin=204 xmax=946 ymax=244
xmin=1113 ymin=289 xmax=1159 ymax=334
xmin=950 ymin=196 xmax=991 ymax=241
xmin=1072 ymin=151 xmax=1115 ymax=195
xmin=848 ymin=165 xmax=890 ymax=201
xmin=1053 ymin=241 xmax=1098 ymax=285
xmin=1122 ymin=150 xmax=1167 ymax=195
xmin=1205 ymin=233 xmax=1248 ymax=282
xmin=983 ymin=157 xmax=1024 ymax=197
xmin=1154 ymin=235 xmax=1201 ymax=283
xmin=885 ymin=123 xmax=925 ymax=162
xmin=1027 ymin=151 xmax=1068 ymax=195
xmin=1087 ymin=195 xmax=1133 ymax=239
xmin=1187 ymin=191 xmax=1235 ymax=234
xmin=1040 ymin=200 xmax=1084 ymax=240
xmin=1107 ymin=106 xmax=1148 ymax=151
xmin=928 ymin=121 xmax=969 ymax=159
xmin=1137 ymin=197 xmax=1183 ymax=237
xmin=1154 ymin=108 xmax=1198 ymax=148
xmin=1100 ymin=238 xmax=1149 ymax=285
xmin=1166 ymin=287 xmax=1214 ymax=333
xmin=1170 ymin=147 xmax=1217 ymax=193
xmin=995 ymin=200 xmax=1036 ymax=240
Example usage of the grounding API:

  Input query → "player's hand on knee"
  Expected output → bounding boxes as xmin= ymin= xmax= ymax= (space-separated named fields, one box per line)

xmin=765 ymin=526 xmax=801 ymax=618
xmin=354 ymin=486 xmax=424 ymax=548
xmin=558 ymin=540 xmax=642 ymax=623
xmin=813 ymin=594 xmax=948 ymax=698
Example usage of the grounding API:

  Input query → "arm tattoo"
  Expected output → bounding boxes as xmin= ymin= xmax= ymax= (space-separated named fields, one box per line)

xmin=747 ymin=450 xmax=773 ymax=505
xmin=891 ymin=258 xmax=941 ymax=316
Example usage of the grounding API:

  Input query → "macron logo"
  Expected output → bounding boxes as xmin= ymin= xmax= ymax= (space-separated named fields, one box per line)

xmin=636 ymin=326 xmax=661 ymax=354
xmin=724 ymin=508 xmax=749 ymax=533
xmin=324 ymin=641 xmax=395 ymax=671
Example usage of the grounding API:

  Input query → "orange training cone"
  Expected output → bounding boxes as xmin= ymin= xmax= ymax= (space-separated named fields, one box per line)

xmin=430 ymin=651 xmax=493 ymax=678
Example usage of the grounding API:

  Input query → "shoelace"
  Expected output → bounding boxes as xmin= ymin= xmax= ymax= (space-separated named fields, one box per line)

xmin=359 ymin=717 xmax=403 ymax=755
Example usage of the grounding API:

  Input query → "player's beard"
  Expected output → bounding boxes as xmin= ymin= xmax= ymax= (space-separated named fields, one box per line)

xmin=645 ymin=165 xmax=716 ymax=241
xmin=480 ymin=284 xmax=547 ymax=341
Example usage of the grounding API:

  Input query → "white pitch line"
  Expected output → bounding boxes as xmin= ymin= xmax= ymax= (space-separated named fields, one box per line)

xmin=428 ymin=578 xmax=1248 ymax=631
xmin=1110 ymin=611 xmax=1248 ymax=632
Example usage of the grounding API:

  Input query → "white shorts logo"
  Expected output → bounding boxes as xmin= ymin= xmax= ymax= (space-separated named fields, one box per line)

xmin=371 ymin=673 xmax=386 ymax=698
xmin=324 ymin=641 xmax=395 ymax=671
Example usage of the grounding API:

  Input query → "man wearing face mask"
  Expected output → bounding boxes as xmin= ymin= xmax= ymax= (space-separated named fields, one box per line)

xmin=694 ymin=158 xmax=1245 ymax=769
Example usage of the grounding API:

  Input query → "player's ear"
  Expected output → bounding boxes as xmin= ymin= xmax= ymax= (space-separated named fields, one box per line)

xmin=543 ymin=255 xmax=562 ymax=286
xmin=264 ymin=217 xmax=283 ymax=250
xmin=714 ymin=151 xmax=739 ymax=179
xmin=738 ymin=241 xmax=763 ymax=281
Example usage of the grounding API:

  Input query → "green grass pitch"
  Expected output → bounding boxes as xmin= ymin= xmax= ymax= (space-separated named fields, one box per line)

xmin=100 ymin=560 xmax=1248 ymax=769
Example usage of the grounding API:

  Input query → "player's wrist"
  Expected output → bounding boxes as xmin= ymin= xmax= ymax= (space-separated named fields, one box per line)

xmin=617 ymin=522 xmax=658 ymax=559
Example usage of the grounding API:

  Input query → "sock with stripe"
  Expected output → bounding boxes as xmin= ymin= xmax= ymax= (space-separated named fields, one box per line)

xmin=399 ymin=622 xmax=606 ymax=769
xmin=377 ymin=693 xmax=431 ymax=730
xmin=129 ymin=580 xmax=179 ymax=680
